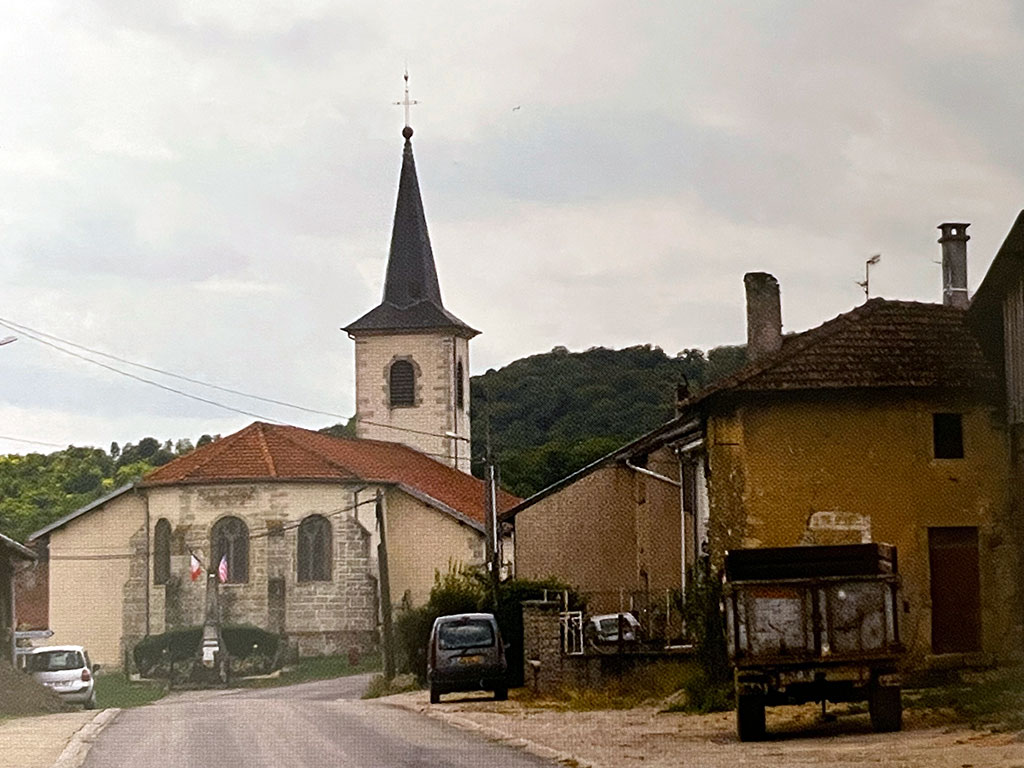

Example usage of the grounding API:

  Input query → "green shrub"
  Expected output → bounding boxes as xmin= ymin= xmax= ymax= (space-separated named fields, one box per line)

xmin=133 ymin=624 xmax=280 ymax=679
xmin=680 ymin=562 xmax=732 ymax=712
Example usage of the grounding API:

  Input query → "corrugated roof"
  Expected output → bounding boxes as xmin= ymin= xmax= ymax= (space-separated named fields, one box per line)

xmin=140 ymin=422 xmax=517 ymax=527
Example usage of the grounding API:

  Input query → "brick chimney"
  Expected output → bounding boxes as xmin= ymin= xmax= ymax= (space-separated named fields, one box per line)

xmin=938 ymin=222 xmax=969 ymax=309
xmin=745 ymin=272 xmax=782 ymax=362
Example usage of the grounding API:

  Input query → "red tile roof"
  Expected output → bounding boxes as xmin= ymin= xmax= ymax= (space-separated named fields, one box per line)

xmin=697 ymin=298 xmax=998 ymax=399
xmin=141 ymin=422 xmax=519 ymax=525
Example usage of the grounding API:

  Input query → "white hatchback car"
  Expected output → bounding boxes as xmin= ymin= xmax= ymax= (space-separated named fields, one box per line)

xmin=26 ymin=645 xmax=99 ymax=709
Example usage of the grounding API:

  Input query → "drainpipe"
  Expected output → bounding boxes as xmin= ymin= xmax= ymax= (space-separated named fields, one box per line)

xmin=141 ymin=488 xmax=150 ymax=637
xmin=624 ymin=460 xmax=682 ymax=488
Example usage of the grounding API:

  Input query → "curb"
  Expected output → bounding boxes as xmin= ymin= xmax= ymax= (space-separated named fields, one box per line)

xmin=51 ymin=708 xmax=122 ymax=768
xmin=380 ymin=698 xmax=596 ymax=767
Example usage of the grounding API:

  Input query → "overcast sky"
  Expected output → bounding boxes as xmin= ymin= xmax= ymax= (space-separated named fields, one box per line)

xmin=2 ymin=1 xmax=1023 ymax=454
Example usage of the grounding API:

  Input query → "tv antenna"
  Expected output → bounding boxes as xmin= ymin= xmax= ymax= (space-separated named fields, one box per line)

xmin=856 ymin=254 xmax=881 ymax=299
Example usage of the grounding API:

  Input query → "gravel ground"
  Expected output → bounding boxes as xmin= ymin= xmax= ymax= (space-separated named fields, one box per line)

xmin=384 ymin=690 xmax=1024 ymax=768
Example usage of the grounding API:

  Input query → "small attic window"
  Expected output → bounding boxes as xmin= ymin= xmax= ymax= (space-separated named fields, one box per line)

xmin=933 ymin=413 xmax=964 ymax=459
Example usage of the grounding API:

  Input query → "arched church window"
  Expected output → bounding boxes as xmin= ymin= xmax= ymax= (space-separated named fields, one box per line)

xmin=455 ymin=360 xmax=465 ymax=410
xmin=153 ymin=518 xmax=171 ymax=585
xmin=297 ymin=515 xmax=332 ymax=582
xmin=211 ymin=516 xmax=249 ymax=583
xmin=389 ymin=360 xmax=415 ymax=407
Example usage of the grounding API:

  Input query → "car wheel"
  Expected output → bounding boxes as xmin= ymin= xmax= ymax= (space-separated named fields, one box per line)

xmin=429 ymin=686 xmax=440 ymax=704
xmin=84 ymin=692 xmax=97 ymax=710
xmin=494 ymin=686 xmax=508 ymax=701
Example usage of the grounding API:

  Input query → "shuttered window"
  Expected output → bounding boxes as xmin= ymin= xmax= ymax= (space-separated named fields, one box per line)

xmin=389 ymin=360 xmax=415 ymax=407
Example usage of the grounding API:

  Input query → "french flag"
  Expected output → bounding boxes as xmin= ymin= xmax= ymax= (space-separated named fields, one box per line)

xmin=189 ymin=554 xmax=202 ymax=582
xmin=217 ymin=554 xmax=229 ymax=584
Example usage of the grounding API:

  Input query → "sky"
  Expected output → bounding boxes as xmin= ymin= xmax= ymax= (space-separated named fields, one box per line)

xmin=2 ymin=0 xmax=1024 ymax=455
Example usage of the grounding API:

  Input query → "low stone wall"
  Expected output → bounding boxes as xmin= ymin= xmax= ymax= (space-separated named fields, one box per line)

xmin=521 ymin=600 xmax=693 ymax=695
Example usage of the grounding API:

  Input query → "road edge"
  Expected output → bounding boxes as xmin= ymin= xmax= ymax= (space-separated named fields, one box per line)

xmin=379 ymin=697 xmax=596 ymax=767
xmin=51 ymin=708 xmax=122 ymax=768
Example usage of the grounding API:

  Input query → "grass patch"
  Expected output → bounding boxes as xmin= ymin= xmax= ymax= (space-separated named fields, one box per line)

xmin=239 ymin=652 xmax=381 ymax=690
xmin=519 ymin=660 xmax=730 ymax=712
xmin=906 ymin=665 xmax=1024 ymax=733
xmin=361 ymin=672 xmax=420 ymax=699
xmin=95 ymin=672 xmax=166 ymax=709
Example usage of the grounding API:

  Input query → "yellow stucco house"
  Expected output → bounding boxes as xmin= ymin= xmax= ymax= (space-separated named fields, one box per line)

xmin=30 ymin=422 xmax=516 ymax=669
xmin=510 ymin=225 xmax=1020 ymax=665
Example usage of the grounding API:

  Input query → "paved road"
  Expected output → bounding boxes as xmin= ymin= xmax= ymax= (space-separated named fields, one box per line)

xmin=84 ymin=675 xmax=555 ymax=768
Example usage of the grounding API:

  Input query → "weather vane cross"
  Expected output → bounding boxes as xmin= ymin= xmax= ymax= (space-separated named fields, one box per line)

xmin=394 ymin=69 xmax=419 ymax=129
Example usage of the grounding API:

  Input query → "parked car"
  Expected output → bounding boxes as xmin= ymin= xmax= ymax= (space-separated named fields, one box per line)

xmin=586 ymin=612 xmax=642 ymax=646
xmin=26 ymin=645 xmax=99 ymax=709
xmin=427 ymin=613 xmax=507 ymax=704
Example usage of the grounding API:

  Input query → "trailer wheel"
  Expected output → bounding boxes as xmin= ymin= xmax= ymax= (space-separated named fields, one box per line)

xmin=429 ymin=686 xmax=441 ymax=704
xmin=736 ymin=691 xmax=766 ymax=742
xmin=869 ymin=677 xmax=902 ymax=732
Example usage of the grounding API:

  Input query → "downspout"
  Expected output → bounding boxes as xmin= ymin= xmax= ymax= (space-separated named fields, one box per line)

xmin=624 ymin=460 xmax=682 ymax=488
xmin=141 ymin=488 xmax=150 ymax=637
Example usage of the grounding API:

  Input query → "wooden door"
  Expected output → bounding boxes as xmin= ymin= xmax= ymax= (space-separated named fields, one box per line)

xmin=928 ymin=527 xmax=981 ymax=654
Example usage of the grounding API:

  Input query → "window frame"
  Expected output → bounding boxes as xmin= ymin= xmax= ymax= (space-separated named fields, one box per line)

xmin=210 ymin=516 xmax=250 ymax=584
xmin=389 ymin=359 xmax=416 ymax=408
xmin=297 ymin=514 xmax=333 ymax=583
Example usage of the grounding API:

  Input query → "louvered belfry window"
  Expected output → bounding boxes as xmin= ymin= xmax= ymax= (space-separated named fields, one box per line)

xmin=297 ymin=515 xmax=332 ymax=582
xmin=455 ymin=360 xmax=465 ymax=409
xmin=389 ymin=360 xmax=415 ymax=407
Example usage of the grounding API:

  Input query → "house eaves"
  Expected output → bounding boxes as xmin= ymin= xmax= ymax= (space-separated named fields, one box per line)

xmin=500 ymin=415 xmax=702 ymax=521
xmin=390 ymin=483 xmax=486 ymax=534
xmin=29 ymin=483 xmax=136 ymax=541
xmin=0 ymin=532 xmax=36 ymax=560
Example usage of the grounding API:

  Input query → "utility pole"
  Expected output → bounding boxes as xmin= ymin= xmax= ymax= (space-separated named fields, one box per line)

xmin=375 ymin=490 xmax=395 ymax=682
xmin=482 ymin=407 xmax=500 ymax=612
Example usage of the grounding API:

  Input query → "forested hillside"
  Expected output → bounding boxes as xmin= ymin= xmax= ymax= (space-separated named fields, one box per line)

xmin=0 ymin=344 xmax=745 ymax=543
xmin=469 ymin=344 xmax=746 ymax=498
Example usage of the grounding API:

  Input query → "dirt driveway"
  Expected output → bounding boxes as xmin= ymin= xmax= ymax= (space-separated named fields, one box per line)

xmin=384 ymin=691 xmax=1024 ymax=768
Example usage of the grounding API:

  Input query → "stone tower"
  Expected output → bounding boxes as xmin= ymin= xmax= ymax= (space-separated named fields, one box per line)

xmin=343 ymin=120 xmax=477 ymax=474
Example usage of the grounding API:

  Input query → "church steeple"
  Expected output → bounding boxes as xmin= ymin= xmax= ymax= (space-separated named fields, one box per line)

xmin=343 ymin=76 xmax=476 ymax=474
xmin=344 ymin=79 xmax=477 ymax=338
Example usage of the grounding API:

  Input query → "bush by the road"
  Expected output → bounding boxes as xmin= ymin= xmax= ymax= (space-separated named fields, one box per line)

xmin=0 ymin=663 xmax=66 ymax=716
xmin=133 ymin=624 xmax=280 ymax=679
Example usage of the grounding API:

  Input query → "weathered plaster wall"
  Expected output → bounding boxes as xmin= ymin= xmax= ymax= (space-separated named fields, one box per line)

xmin=47 ymin=491 xmax=145 ymax=668
xmin=514 ymin=466 xmax=641 ymax=611
xmin=384 ymin=489 xmax=484 ymax=607
xmin=705 ymin=391 xmax=1017 ymax=662
xmin=633 ymin=446 xmax=683 ymax=593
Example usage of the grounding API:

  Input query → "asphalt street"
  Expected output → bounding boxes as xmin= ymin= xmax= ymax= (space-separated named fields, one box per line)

xmin=83 ymin=674 xmax=556 ymax=768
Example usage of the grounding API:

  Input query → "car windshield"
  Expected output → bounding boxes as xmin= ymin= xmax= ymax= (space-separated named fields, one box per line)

xmin=438 ymin=621 xmax=494 ymax=650
xmin=598 ymin=618 xmax=621 ymax=633
xmin=28 ymin=651 xmax=84 ymax=672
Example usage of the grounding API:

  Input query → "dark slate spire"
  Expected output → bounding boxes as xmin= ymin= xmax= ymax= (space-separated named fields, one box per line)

xmin=381 ymin=128 xmax=443 ymax=309
xmin=344 ymin=124 xmax=478 ymax=338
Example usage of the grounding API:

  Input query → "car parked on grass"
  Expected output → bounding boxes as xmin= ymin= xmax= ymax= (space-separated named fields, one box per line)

xmin=26 ymin=645 xmax=99 ymax=709
xmin=427 ymin=613 xmax=507 ymax=703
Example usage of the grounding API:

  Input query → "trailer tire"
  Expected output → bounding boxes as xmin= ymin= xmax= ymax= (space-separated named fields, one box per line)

xmin=429 ymin=685 xmax=441 ymax=704
xmin=869 ymin=678 xmax=902 ymax=733
xmin=736 ymin=692 xmax=766 ymax=742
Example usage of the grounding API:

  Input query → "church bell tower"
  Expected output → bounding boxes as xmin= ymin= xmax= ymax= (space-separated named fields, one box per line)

xmin=343 ymin=76 xmax=477 ymax=473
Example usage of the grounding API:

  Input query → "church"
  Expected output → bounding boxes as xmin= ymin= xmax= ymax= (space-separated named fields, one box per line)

xmin=26 ymin=107 xmax=515 ymax=669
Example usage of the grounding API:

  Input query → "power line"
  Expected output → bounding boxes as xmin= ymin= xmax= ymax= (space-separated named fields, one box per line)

xmin=0 ymin=435 xmax=66 ymax=448
xmin=0 ymin=316 xmax=482 ymax=447
xmin=0 ymin=317 xmax=354 ymax=422
xmin=0 ymin=321 xmax=285 ymax=424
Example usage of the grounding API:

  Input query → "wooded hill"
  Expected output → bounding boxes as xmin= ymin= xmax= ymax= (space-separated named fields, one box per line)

xmin=0 ymin=344 xmax=745 ymax=542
